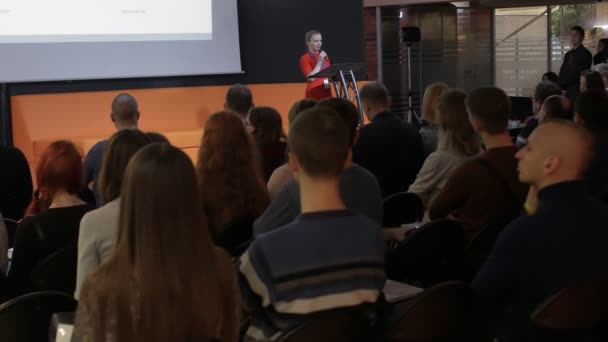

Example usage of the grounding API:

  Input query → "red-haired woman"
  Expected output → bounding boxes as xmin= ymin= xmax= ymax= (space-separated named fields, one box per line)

xmin=197 ymin=111 xmax=269 ymax=256
xmin=7 ymin=141 xmax=95 ymax=297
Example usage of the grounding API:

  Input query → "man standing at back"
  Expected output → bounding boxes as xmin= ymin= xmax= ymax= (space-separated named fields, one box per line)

xmin=225 ymin=84 xmax=254 ymax=124
xmin=353 ymin=82 xmax=424 ymax=197
xmin=429 ymin=87 xmax=528 ymax=235
xmin=559 ymin=26 xmax=592 ymax=102
xmin=84 ymin=93 xmax=140 ymax=202
xmin=473 ymin=120 xmax=608 ymax=341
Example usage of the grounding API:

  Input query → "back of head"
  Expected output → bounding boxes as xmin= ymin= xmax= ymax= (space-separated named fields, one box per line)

xmin=288 ymin=99 xmax=317 ymax=125
xmin=542 ymin=95 xmax=572 ymax=122
xmin=360 ymin=82 xmax=390 ymax=109
xmin=98 ymin=129 xmax=151 ymax=205
xmin=198 ymin=111 xmax=268 ymax=231
xmin=28 ymin=140 xmax=82 ymax=214
xmin=575 ymin=90 xmax=608 ymax=133
xmin=111 ymin=93 xmax=139 ymax=126
xmin=248 ymin=107 xmax=285 ymax=145
xmin=112 ymin=143 xmax=229 ymax=341
xmin=542 ymin=72 xmax=560 ymax=84
xmin=581 ymin=70 xmax=605 ymax=91
xmin=436 ymin=89 xmax=480 ymax=156
xmin=422 ymin=82 xmax=448 ymax=124
xmin=317 ymin=98 xmax=360 ymax=146
xmin=534 ymin=81 xmax=563 ymax=103
xmin=592 ymin=63 xmax=608 ymax=81
xmin=288 ymin=107 xmax=350 ymax=178
xmin=146 ymin=132 xmax=170 ymax=144
xmin=225 ymin=84 xmax=253 ymax=116
xmin=466 ymin=87 xmax=511 ymax=135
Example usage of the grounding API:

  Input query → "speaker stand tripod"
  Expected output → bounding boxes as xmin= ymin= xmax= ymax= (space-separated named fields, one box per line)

xmin=404 ymin=42 xmax=421 ymax=125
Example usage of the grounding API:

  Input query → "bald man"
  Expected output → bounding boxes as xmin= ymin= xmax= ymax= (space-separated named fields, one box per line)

xmin=84 ymin=93 xmax=141 ymax=204
xmin=473 ymin=120 xmax=608 ymax=342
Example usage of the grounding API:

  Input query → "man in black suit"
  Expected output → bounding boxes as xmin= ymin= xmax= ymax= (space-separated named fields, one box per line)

xmin=559 ymin=26 xmax=592 ymax=102
xmin=353 ymin=82 xmax=424 ymax=197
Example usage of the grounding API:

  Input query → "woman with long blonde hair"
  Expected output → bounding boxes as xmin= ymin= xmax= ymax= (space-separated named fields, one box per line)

xmin=419 ymin=82 xmax=449 ymax=156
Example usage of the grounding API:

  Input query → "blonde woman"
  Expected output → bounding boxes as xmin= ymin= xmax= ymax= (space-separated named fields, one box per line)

xmin=409 ymin=89 xmax=481 ymax=209
xmin=419 ymin=83 xmax=448 ymax=156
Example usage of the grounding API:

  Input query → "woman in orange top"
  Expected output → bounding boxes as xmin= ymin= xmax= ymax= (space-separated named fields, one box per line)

xmin=299 ymin=30 xmax=332 ymax=100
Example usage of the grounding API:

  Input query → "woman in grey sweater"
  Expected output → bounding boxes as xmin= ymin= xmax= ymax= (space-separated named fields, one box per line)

xmin=75 ymin=129 xmax=152 ymax=299
xmin=409 ymin=89 xmax=481 ymax=211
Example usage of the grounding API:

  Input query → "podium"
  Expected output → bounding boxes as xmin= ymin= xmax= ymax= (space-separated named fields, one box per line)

xmin=309 ymin=63 xmax=365 ymax=125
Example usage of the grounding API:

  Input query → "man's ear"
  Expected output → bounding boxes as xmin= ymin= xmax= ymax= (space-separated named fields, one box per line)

xmin=136 ymin=111 xmax=141 ymax=121
xmin=543 ymin=156 xmax=561 ymax=176
xmin=110 ymin=113 xmax=116 ymax=123
xmin=353 ymin=129 xmax=361 ymax=145
xmin=344 ymin=148 xmax=353 ymax=169
xmin=574 ymin=112 xmax=584 ymax=125
xmin=288 ymin=152 xmax=300 ymax=181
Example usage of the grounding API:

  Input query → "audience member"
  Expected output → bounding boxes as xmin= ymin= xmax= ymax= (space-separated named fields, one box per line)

xmin=75 ymin=130 xmax=152 ymax=299
xmin=197 ymin=111 xmax=269 ymax=255
xmin=429 ymin=87 xmax=528 ymax=235
xmin=225 ymin=83 xmax=254 ymax=123
xmin=408 ymin=90 xmax=481 ymax=210
xmin=267 ymin=99 xmax=317 ymax=199
xmin=254 ymin=99 xmax=383 ymax=235
xmin=239 ymin=107 xmax=385 ymax=341
xmin=591 ymin=62 xmax=608 ymax=89
xmin=354 ymin=82 xmax=424 ymax=197
xmin=538 ymin=95 xmax=572 ymax=123
xmin=579 ymin=69 xmax=605 ymax=92
xmin=574 ymin=90 xmax=608 ymax=201
xmin=559 ymin=26 xmax=592 ymax=102
xmin=419 ymin=82 xmax=448 ymax=156
xmin=0 ymin=145 xmax=33 ymax=221
xmin=541 ymin=71 xmax=560 ymax=84
xmin=473 ymin=120 xmax=608 ymax=341
xmin=73 ymin=144 xmax=239 ymax=341
xmin=145 ymin=131 xmax=170 ymax=144
xmin=516 ymin=81 xmax=562 ymax=147
xmin=84 ymin=93 xmax=140 ymax=204
xmin=8 ymin=141 xmax=95 ymax=297
xmin=593 ymin=38 xmax=608 ymax=65
xmin=248 ymin=106 xmax=287 ymax=182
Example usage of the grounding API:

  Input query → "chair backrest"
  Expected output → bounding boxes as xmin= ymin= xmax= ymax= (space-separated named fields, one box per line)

xmin=279 ymin=308 xmax=372 ymax=342
xmin=29 ymin=245 xmax=77 ymax=295
xmin=463 ymin=220 xmax=508 ymax=280
xmin=531 ymin=275 xmax=608 ymax=331
xmin=3 ymin=218 xmax=18 ymax=248
xmin=0 ymin=291 xmax=77 ymax=342
xmin=383 ymin=192 xmax=424 ymax=227
xmin=386 ymin=281 xmax=477 ymax=341
xmin=386 ymin=219 xmax=465 ymax=287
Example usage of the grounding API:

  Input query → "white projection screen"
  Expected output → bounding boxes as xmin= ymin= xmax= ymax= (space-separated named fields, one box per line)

xmin=0 ymin=0 xmax=241 ymax=82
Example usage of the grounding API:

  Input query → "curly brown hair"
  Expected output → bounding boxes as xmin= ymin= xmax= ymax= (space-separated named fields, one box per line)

xmin=197 ymin=111 xmax=269 ymax=234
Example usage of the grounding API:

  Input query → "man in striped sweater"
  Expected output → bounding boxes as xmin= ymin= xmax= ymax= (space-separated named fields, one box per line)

xmin=238 ymin=107 xmax=386 ymax=341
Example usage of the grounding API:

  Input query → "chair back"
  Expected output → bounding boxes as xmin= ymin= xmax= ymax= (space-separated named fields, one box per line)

xmin=29 ymin=245 xmax=77 ymax=295
xmin=463 ymin=220 xmax=508 ymax=280
xmin=531 ymin=275 xmax=608 ymax=333
xmin=386 ymin=220 xmax=465 ymax=287
xmin=386 ymin=281 xmax=478 ymax=341
xmin=383 ymin=192 xmax=424 ymax=227
xmin=3 ymin=217 xmax=18 ymax=248
xmin=279 ymin=308 xmax=372 ymax=342
xmin=0 ymin=291 xmax=77 ymax=342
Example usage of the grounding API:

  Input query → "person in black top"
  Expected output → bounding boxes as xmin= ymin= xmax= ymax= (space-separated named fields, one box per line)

xmin=559 ymin=26 xmax=592 ymax=102
xmin=593 ymin=38 xmax=608 ymax=65
xmin=353 ymin=82 xmax=424 ymax=197
xmin=515 ymin=81 xmax=562 ymax=148
xmin=0 ymin=145 xmax=33 ymax=221
xmin=7 ymin=141 xmax=95 ymax=297
xmin=473 ymin=120 xmax=608 ymax=341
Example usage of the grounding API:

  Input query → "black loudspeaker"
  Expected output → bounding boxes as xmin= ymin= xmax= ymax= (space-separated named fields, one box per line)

xmin=402 ymin=27 xmax=421 ymax=43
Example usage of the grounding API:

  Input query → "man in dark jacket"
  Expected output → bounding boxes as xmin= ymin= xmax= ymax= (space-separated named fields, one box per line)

xmin=559 ymin=26 xmax=592 ymax=102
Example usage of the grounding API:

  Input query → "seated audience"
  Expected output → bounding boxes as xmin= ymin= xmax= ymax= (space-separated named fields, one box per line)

xmin=408 ymin=90 xmax=481 ymax=210
xmin=8 ymin=141 xmax=95 ymax=297
xmin=419 ymin=82 xmax=448 ymax=157
xmin=473 ymin=120 xmax=608 ymax=341
xmin=225 ymin=83 xmax=254 ymax=123
xmin=248 ymin=106 xmax=287 ymax=182
xmin=198 ymin=111 xmax=269 ymax=255
xmin=73 ymin=144 xmax=239 ymax=341
xmin=580 ymin=69 xmax=605 ymax=93
xmin=574 ymin=90 xmax=608 ymax=201
xmin=591 ymin=62 xmax=608 ymax=89
xmin=541 ymin=71 xmax=560 ymax=84
xmin=239 ymin=107 xmax=385 ymax=341
xmin=0 ymin=144 xmax=33 ymax=221
xmin=516 ymin=81 xmax=562 ymax=147
xmin=254 ymin=98 xmax=383 ymax=235
xmin=266 ymin=99 xmax=317 ymax=198
xmin=353 ymin=82 xmax=424 ymax=197
xmin=75 ymin=130 xmax=152 ymax=299
xmin=145 ymin=131 xmax=170 ymax=144
xmin=429 ymin=87 xmax=528 ymax=235
xmin=538 ymin=95 xmax=572 ymax=123
xmin=84 ymin=93 xmax=140 ymax=204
